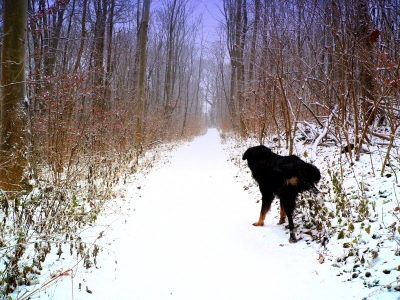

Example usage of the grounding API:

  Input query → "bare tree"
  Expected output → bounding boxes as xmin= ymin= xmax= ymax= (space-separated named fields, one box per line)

xmin=223 ymin=0 xmax=248 ymax=135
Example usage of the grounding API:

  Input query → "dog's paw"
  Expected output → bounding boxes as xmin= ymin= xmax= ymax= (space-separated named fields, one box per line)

xmin=289 ymin=236 xmax=298 ymax=243
xmin=277 ymin=217 xmax=286 ymax=225
xmin=252 ymin=222 xmax=264 ymax=226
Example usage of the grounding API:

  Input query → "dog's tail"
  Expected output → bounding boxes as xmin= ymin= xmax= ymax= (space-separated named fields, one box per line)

xmin=297 ymin=163 xmax=321 ymax=193
xmin=302 ymin=163 xmax=321 ymax=183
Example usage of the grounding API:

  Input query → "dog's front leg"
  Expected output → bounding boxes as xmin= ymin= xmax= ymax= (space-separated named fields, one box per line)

xmin=253 ymin=209 xmax=267 ymax=226
xmin=253 ymin=192 xmax=273 ymax=226
xmin=281 ymin=195 xmax=297 ymax=243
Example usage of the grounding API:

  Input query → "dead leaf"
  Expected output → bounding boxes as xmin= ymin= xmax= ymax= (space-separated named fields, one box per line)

xmin=318 ymin=254 xmax=324 ymax=264
xmin=370 ymin=29 xmax=380 ymax=43
xmin=86 ymin=286 xmax=93 ymax=294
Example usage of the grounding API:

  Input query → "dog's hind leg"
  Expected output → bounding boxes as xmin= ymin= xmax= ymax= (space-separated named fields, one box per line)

xmin=253 ymin=190 xmax=273 ymax=227
xmin=277 ymin=202 xmax=286 ymax=225
xmin=287 ymin=213 xmax=297 ymax=243
xmin=281 ymin=195 xmax=297 ymax=243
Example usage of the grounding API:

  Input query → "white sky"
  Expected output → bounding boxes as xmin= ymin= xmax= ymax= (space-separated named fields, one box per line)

xmin=197 ymin=0 xmax=223 ymax=41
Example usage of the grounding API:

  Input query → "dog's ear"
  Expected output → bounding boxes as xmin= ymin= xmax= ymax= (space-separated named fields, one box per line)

xmin=242 ymin=149 xmax=249 ymax=160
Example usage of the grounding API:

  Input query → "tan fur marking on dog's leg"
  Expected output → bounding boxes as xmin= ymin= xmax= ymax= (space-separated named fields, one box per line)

xmin=285 ymin=177 xmax=299 ymax=186
xmin=253 ymin=211 xmax=267 ymax=226
xmin=278 ymin=205 xmax=286 ymax=225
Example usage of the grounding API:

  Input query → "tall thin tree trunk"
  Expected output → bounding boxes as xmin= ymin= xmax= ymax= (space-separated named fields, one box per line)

xmin=224 ymin=0 xmax=247 ymax=135
xmin=135 ymin=0 xmax=151 ymax=145
xmin=355 ymin=0 xmax=376 ymax=161
xmin=237 ymin=0 xmax=247 ymax=137
xmin=248 ymin=0 xmax=260 ymax=86
xmin=43 ymin=2 xmax=66 ymax=76
xmin=104 ymin=0 xmax=115 ymax=102
xmin=358 ymin=0 xmax=376 ymax=126
xmin=0 ymin=0 xmax=30 ymax=192
xmin=164 ymin=0 xmax=178 ymax=113
xmin=62 ymin=0 xmax=76 ymax=73
xmin=74 ymin=0 xmax=88 ymax=72
xmin=92 ymin=0 xmax=108 ymax=111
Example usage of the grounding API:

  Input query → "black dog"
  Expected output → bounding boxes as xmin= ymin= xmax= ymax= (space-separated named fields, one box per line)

xmin=242 ymin=145 xmax=321 ymax=243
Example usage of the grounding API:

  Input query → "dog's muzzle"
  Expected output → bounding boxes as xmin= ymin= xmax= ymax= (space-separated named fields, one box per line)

xmin=310 ymin=183 xmax=319 ymax=195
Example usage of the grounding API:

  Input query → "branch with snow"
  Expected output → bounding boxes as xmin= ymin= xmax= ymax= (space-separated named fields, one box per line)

xmin=311 ymin=105 xmax=337 ymax=159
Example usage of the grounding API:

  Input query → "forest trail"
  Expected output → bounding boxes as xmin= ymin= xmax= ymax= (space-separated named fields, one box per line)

xmin=41 ymin=129 xmax=365 ymax=300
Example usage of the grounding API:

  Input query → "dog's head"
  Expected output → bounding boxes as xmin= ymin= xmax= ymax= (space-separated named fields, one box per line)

xmin=242 ymin=145 xmax=272 ymax=168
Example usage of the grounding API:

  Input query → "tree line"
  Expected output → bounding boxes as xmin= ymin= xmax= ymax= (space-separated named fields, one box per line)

xmin=0 ymin=0 xmax=207 ymax=192
xmin=210 ymin=0 xmax=399 ymax=161
xmin=0 ymin=0 xmax=207 ymax=294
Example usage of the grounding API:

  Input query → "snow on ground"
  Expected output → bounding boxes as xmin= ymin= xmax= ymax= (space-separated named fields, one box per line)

xmin=29 ymin=128 xmax=397 ymax=299
xmin=221 ymin=129 xmax=400 ymax=300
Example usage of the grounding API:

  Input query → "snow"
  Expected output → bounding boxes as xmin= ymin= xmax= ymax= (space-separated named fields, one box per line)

xmin=27 ymin=128 xmax=398 ymax=299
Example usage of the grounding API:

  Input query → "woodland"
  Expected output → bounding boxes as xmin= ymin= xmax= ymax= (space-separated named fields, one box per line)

xmin=0 ymin=0 xmax=399 ymax=297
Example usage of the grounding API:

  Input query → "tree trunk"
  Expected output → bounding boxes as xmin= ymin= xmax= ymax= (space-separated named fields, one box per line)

xmin=357 ymin=0 xmax=376 ymax=126
xmin=43 ymin=3 xmax=66 ymax=76
xmin=74 ymin=0 xmax=88 ymax=72
xmin=135 ymin=0 xmax=151 ymax=146
xmin=355 ymin=0 xmax=376 ymax=161
xmin=92 ymin=0 xmax=108 ymax=111
xmin=223 ymin=0 xmax=247 ymax=133
xmin=164 ymin=0 xmax=178 ymax=113
xmin=236 ymin=0 xmax=247 ymax=137
xmin=104 ymin=0 xmax=115 ymax=103
xmin=248 ymin=0 xmax=260 ymax=86
xmin=0 ymin=0 xmax=30 ymax=192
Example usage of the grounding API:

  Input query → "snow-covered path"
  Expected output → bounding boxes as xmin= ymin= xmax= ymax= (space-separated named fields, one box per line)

xmin=40 ymin=129 xmax=367 ymax=300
